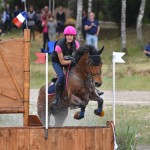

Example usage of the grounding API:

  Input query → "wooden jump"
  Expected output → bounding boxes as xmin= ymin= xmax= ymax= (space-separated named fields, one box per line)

xmin=0 ymin=121 xmax=114 ymax=150
xmin=0 ymin=29 xmax=30 ymax=126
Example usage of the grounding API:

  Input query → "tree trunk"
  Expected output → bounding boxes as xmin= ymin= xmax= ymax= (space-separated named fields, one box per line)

xmin=88 ymin=0 xmax=92 ymax=14
xmin=68 ymin=0 xmax=77 ymax=18
xmin=121 ymin=0 xmax=127 ymax=52
xmin=136 ymin=0 xmax=146 ymax=43
xmin=1 ymin=0 xmax=7 ymax=7
xmin=76 ymin=0 xmax=84 ymax=44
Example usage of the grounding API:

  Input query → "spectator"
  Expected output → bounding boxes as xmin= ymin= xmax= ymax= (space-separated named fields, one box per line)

xmin=42 ymin=6 xmax=52 ymax=20
xmin=5 ymin=3 xmax=12 ymax=33
xmin=56 ymin=6 xmax=66 ymax=38
xmin=1 ymin=8 xmax=7 ymax=35
xmin=47 ymin=16 xmax=57 ymax=41
xmin=27 ymin=5 xmax=36 ymax=41
xmin=41 ymin=15 xmax=49 ymax=50
xmin=35 ymin=9 xmax=42 ymax=33
xmin=84 ymin=12 xmax=100 ymax=49
xmin=13 ymin=5 xmax=21 ymax=18
xmin=82 ymin=10 xmax=88 ymax=40
xmin=144 ymin=42 xmax=150 ymax=58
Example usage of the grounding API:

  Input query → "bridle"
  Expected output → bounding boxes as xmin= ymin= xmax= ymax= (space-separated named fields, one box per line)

xmin=70 ymin=55 xmax=102 ymax=83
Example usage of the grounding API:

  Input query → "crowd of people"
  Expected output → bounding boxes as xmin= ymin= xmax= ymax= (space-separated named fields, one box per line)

xmin=0 ymin=4 xmax=66 ymax=45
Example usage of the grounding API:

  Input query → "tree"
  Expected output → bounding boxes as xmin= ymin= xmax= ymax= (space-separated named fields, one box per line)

xmin=121 ymin=0 xmax=127 ymax=52
xmin=76 ymin=0 xmax=83 ymax=44
xmin=88 ymin=0 xmax=92 ymax=14
xmin=68 ymin=0 xmax=77 ymax=18
xmin=136 ymin=0 xmax=146 ymax=43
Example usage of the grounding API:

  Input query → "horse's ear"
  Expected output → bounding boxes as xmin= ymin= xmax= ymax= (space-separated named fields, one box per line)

xmin=98 ymin=46 xmax=104 ymax=55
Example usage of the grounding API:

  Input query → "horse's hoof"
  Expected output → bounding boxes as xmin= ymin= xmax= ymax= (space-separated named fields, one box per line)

xmin=94 ymin=109 xmax=104 ymax=117
xmin=74 ymin=111 xmax=84 ymax=120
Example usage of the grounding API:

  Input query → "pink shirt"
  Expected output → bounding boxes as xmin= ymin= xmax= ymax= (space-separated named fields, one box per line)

xmin=55 ymin=40 xmax=80 ymax=53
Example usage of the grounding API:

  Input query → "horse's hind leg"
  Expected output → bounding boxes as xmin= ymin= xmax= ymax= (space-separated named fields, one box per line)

xmin=52 ymin=108 xmax=69 ymax=126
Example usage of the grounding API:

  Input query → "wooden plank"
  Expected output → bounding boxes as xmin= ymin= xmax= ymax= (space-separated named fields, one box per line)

xmin=48 ymin=128 xmax=64 ymax=150
xmin=17 ymin=129 xmax=30 ymax=150
xmin=95 ymin=128 xmax=103 ymax=150
xmin=0 ymin=129 xmax=18 ymax=150
xmin=24 ymin=29 xmax=30 ymax=72
xmin=102 ymin=128 xmax=112 ymax=150
xmin=23 ymin=71 xmax=30 ymax=126
xmin=85 ymin=128 xmax=95 ymax=150
xmin=30 ymin=128 xmax=46 ymax=150
xmin=74 ymin=128 xmax=86 ymax=150
xmin=63 ymin=128 xmax=75 ymax=150
xmin=0 ymin=38 xmax=24 ymax=108
xmin=0 ymin=107 xmax=24 ymax=113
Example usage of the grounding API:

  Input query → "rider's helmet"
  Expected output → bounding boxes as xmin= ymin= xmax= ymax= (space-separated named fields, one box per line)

xmin=63 ymin=26 xmax=77 ymax=35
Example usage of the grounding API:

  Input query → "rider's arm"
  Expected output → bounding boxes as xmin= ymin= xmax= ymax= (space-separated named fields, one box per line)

xmin=75 ymin=40 xmax=80 ymax=50
xmin=55 ymin=45 xmax=71 ymax=65
xmin=57 ymin=52 xmax=71 ymax=65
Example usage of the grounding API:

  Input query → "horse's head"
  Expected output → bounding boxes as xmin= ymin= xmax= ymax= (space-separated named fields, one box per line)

xmin=75 ymin=45 xmax=104 ymax=87
xmin=87 ymin=46 xmax=103 ymax=87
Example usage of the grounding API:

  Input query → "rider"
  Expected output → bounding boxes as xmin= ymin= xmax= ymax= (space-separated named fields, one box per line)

xmin=51 ymin=25 xmax=80 ymax=106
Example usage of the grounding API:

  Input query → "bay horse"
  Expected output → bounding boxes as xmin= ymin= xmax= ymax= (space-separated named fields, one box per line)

xmin=37 ymin=45 xmax=104 ymax=126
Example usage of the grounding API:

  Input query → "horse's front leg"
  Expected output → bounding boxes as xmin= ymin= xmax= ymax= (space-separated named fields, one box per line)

xmin=70 ymin=95 xmax=87 ymax=120
xmin=89 ymin=90 xmax=104 ymax=117
xmin=94 ymin=97 xmax=104 ymax=117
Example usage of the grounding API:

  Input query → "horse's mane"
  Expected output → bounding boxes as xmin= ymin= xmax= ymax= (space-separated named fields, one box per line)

xmin=74 ymin=45 xmax=100 ymax=63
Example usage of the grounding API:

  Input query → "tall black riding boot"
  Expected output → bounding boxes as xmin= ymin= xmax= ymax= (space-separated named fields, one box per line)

xmin=52 ymin=82 xmax=63 ymax=107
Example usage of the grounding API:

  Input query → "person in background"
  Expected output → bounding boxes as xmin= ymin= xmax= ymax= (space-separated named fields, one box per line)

xmin=82 ymin=10 xmax=88 ymax=40
xmin=144 ymin=42 xmax=150 ymax=59
xmin=5 ymin=3 xmax=12 ymax=33
xmin=41 ymin=15 xmax=49 ymax=50
xmin=35 ymin=9 xmax=42 ymax=33
xmin=56 ymin=6 xmax=66 ymax=38
xmin=51 ymin=26 xmax=79 ymax=107
xmin=13 ymin=5 xmax=21 ymax=18
xmin=27 ymin=5 xmax=36 ymax=41
xmin=84 ymin=12 xmax=100 ymax=49
xmin=47 ymin=16 xmax=57 ymax=41
xmin=42 ymin=6 xmax=52 ymax=20
xmin=1 ymin=8 xmax=7 ymax=35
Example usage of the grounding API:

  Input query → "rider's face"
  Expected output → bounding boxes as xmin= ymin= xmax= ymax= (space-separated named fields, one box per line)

xmin=66 ymin=35 xmax=74 ymax=42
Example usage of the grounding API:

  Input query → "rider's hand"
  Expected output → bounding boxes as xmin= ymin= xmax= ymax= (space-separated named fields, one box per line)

xmin=70 ymin=57 xmax=76 ymax=65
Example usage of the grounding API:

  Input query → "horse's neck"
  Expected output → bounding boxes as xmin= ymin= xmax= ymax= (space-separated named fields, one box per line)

xmin=73 ymin=54 xmax=88 ymax=79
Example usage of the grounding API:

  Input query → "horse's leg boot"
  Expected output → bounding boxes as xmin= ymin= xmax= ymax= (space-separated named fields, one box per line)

xmin=52 ymin=83 xmax=63 ymax=107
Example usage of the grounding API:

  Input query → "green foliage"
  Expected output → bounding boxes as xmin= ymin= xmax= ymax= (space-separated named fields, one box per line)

xmin=116 ymin=122 xmax=138 ymax=150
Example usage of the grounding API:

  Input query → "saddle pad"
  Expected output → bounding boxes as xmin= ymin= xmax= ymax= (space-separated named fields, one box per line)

xmin=48 ymin=83 xmax=55 ymax=95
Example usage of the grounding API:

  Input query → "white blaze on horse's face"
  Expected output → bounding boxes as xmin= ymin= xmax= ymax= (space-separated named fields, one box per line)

xmin=90 ymin=63 xmax=102 ymax=87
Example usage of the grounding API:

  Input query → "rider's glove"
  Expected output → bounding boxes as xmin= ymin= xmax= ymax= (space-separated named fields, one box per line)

xmin=70 ymin=57 xmax=76 ymax=65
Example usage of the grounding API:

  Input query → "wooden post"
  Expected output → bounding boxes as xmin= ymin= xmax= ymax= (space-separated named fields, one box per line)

xmin=107 ymin=121 xmax=115 ymax=150
xmin=23 ymin=29 xmax=30 ymax=126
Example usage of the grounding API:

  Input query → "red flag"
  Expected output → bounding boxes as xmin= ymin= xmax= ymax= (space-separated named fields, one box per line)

xmin=35 ymin=53 xmax=46 ymax=64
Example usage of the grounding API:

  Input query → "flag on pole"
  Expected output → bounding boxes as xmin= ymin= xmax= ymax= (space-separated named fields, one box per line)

xmin=12 ymin=11 xmax=27 ymax=28
xmin=112 ymin=52 xmax=125 ymax=63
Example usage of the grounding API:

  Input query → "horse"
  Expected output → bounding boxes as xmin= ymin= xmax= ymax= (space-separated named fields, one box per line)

xmin=37 ymin=45 xmax=104 ymax=126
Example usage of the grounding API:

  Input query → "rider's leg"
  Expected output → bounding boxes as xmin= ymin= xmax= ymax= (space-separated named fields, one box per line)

xmin=52 ymin=62 xmax=64 ymax=106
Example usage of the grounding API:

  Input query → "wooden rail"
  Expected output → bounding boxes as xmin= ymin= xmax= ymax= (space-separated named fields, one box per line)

xmin=0 ymin=121 xmax=114 ymax=150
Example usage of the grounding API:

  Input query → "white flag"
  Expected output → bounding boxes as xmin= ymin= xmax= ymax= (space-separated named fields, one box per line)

xmin=112 ymin=52 xmax=125 ymax=63
xmin=21 ymin=0 xmax=25 ymax=2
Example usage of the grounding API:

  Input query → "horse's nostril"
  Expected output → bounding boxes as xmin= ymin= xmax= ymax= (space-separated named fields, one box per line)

xmin=95 ymin=82 xmax=102 ymax=87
